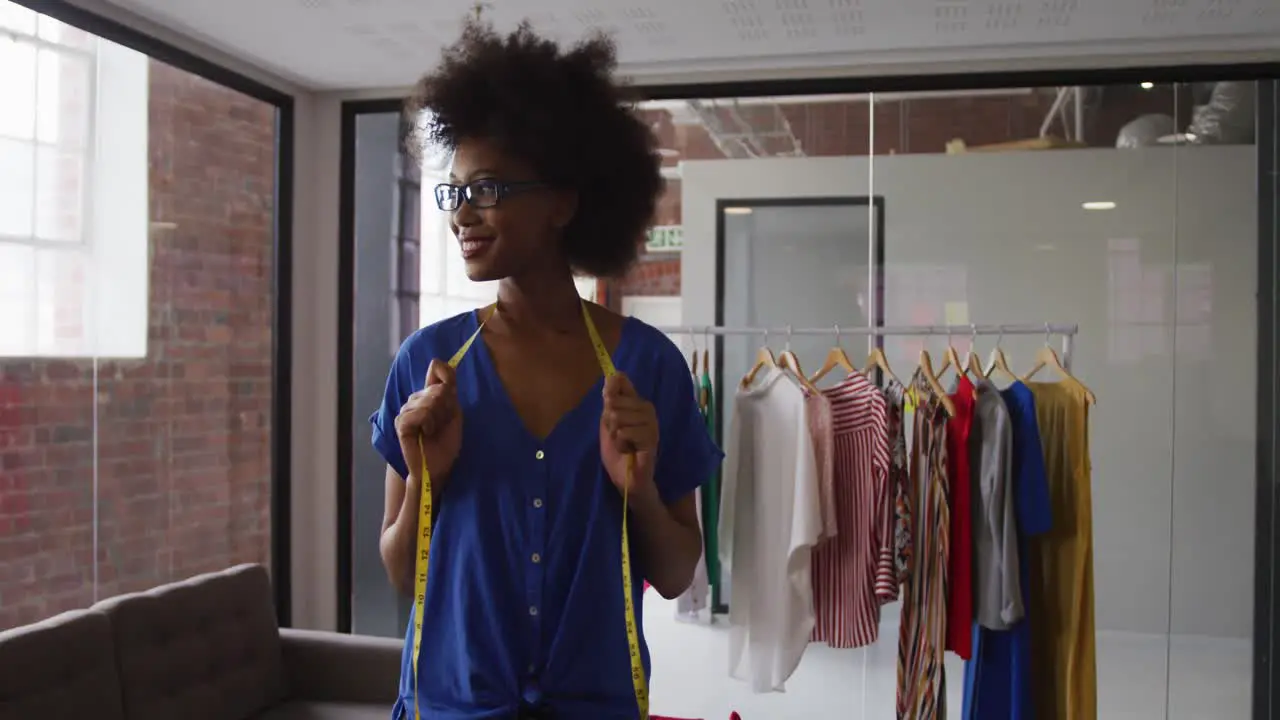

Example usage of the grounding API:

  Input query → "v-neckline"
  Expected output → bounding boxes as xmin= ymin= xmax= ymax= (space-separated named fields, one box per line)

xmin=472 ymin=308 xmax=635 ymax=445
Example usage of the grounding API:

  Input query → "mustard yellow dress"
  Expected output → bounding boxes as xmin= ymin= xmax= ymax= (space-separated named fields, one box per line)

xmin=1025 ymin=381 xmax=1097 ymax=720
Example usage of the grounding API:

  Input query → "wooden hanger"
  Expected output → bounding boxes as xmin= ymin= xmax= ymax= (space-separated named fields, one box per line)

xmin=810 ymin=325 xmax=856 ymax=383
xmin=741 ymin=331 xmax=777 ymax=388
xmin=1021 ymin=324 xmax=1096 ymax=405
xmin=701 ymin=329 xmax=711 ymax=377
xmin=986 ymin=346 xmax=1019 ymax=383
xmin=688 ymin=338 xmax=705 ymax=411
xmin=966 ymin=349 xmax=986 ymax=379
xmin=936 ymin=331 xmax=963 ymax=381
xmin=984 ymin=328 xmax=1019 ymax=382
xmin=862 ymin=341 xmax=901 ymax=388
xmin=963 ymin=326 xmax=985 ymax=379
xmin=915 ymin=348 xmax=957 ymax=417
xmin=777 ymin=327 xmax=821 ymax=394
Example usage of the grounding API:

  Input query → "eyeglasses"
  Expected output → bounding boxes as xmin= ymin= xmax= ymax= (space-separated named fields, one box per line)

xmin=433 ymin=179 xmax=545 ymax=211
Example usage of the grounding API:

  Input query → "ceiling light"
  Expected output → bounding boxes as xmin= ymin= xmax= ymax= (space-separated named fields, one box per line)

xmin=1140 ymin=82 xmax=1154 ymax=90
xmin=723 ymin=207 xmax=753 ymax=215
xmin=1082 ymin=201 xmax=1116 ymax=211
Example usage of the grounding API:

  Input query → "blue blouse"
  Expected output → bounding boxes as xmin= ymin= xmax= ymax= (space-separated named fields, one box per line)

xmin=370 ymin=310 xmax=723 ymax=720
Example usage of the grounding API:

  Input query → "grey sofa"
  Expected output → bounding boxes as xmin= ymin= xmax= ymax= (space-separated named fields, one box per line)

xmin=0 ymin=564 xmax=400 ymax=720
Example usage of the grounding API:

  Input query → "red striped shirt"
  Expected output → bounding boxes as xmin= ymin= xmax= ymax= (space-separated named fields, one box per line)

xmin=810 ymin=372 xmax=893 ymax=649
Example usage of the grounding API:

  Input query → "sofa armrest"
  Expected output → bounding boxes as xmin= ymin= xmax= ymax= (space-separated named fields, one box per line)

xmin=279 ymin=628 xmax=402 ymax=704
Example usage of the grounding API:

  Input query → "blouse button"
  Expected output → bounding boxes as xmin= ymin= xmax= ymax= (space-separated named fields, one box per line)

xmin=535 ymin=450 xmax=545 ymax=460
xmin=531 ymin=553 xmax=541 ymax=564
xmin=529 ymin=606 xmax=539 ymax=617
xmin=533 ymin=498 xmax=543 ymax=509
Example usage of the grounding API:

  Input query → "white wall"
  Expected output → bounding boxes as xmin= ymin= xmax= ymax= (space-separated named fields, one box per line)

xmin=680 ymin=146 xmax=1257 ymax=640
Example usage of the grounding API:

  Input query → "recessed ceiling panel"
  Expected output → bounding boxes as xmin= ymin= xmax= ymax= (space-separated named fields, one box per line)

xmin=100 ymin=0 xmax=1280 ymax=89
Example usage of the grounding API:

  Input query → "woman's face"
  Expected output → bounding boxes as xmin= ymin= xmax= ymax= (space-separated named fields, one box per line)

xmin=445 ymin=137 xmax=576 ymax=283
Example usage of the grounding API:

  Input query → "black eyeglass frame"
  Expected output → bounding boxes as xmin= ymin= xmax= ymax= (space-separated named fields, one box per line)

xmin=433 ymin=179 xmax=546 ymax=211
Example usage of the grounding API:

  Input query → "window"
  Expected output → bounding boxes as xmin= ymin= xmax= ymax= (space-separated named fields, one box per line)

xmin=0 ymin=2 xmax=148 ymax=358
xmin=0 ymin=1 xmax=281 ymax=632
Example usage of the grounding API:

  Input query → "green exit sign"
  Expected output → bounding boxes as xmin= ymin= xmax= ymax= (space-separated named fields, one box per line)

xmin=646 ymin=225 xmax=683 ymax=253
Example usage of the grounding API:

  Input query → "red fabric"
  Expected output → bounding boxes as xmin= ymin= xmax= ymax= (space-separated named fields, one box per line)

xmin=643 ymin=581 xmax=650 ymax=592
xmin=650 ymin=707 xmax=742 ymax=712
xmin=651 ymin=711 xmax=742 ymax=719
xmin=945 ymin=374 xmax=976 ymax=659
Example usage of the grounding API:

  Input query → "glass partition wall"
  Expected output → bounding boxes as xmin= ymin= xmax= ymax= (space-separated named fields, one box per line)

xmin=339 ymin=75 xmax=1280 ymax=719
xmin=662 ymin=80 xmax=1267 ymax=720
xmin=0 ymin=0 xmax=294 ymax=628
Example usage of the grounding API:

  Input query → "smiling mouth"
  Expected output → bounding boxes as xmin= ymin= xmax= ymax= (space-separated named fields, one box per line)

xmin=460 ymin=237 xmax=494 ymax=259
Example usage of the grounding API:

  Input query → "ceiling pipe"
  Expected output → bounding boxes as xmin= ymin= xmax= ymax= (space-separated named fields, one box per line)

xmin=638 ymin=88 xmax=1036 ymax=112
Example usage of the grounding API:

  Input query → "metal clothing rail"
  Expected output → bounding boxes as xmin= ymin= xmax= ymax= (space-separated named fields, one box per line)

xmin=653 ymin=322 xmax=1081 ymax=370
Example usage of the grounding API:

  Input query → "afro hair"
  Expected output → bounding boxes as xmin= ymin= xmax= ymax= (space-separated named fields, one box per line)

xmin=405 ymin=18 xmax=664 ymax=279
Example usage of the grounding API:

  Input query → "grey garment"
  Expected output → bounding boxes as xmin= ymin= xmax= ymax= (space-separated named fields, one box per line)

xmin=970 ymin=379 xmax=1023 ymax=629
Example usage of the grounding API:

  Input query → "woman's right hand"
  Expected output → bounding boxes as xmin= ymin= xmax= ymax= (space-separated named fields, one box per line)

xmin=395 ymin=359 xmax=463 ymax=487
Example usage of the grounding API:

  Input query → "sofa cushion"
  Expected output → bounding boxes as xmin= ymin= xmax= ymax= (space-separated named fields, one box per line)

xmin=254 ymin=701 xmax=390 ymax=720
xmin=279 ymin=628 xmax=403 ymax=704
xmin=93 ymin=563 xmax=286 ymax=720
xmin=0 ymin=608 xmax=126 ymax=720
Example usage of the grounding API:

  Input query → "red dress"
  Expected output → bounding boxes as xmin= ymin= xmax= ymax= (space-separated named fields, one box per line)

xmin=945 ymin=374 xmax=976 ymax=659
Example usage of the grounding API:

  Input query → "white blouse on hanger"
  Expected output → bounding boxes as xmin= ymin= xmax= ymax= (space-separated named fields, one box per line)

xmin=719 ymin=365 xmax=824 ymax=693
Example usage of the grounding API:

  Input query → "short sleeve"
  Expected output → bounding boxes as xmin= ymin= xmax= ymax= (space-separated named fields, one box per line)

xmin=369 ymin=334 xmax=423 ymax=481
xmin=718 ymin=400 xmax=744 ymax=576
xmin=788 ymin=389 xmax=824 ymax=555
xmin=650 ymin=337 xmax=725 ymax=506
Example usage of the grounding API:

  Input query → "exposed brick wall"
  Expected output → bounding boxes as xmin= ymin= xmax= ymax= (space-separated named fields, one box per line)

xmin=606 ymin=84 xmax=1185 ymax=305
xmin=616 ymin=256 xmax=681 ymax=297
xmin=0 ymin=61 xmax=276 ymax=630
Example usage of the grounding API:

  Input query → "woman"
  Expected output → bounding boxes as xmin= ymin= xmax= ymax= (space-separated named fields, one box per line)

xmin=368 ymin=17 xmax=723 ymax=720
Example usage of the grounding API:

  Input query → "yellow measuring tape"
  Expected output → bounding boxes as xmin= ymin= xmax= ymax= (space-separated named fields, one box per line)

xmin=410 ymin=301 xmax=648 ymax=720
xmin=580 ymin=301 xmax=650 ymax=720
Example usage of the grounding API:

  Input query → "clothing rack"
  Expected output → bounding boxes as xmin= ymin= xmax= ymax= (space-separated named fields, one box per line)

xmin=654 ymin=323 xmax=1080 ymax=370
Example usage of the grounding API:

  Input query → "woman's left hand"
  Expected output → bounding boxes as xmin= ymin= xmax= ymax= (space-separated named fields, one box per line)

xmin=600 ymin=373 xmax=659 ymax=497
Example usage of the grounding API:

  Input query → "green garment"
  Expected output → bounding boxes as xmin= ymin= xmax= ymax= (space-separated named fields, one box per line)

xmin=698 ymin=369 xmax=722 ymax=608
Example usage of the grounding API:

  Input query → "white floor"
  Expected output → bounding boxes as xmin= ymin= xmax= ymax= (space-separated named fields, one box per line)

xmin=644 ymin=594 xmax=1251 ymax=720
